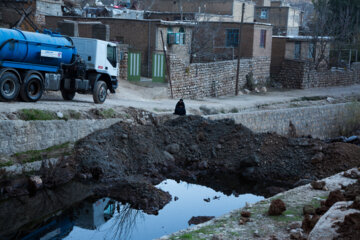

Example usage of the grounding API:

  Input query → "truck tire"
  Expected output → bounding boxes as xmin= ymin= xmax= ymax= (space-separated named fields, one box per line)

xmin=93 ymin=80 xmax=107 ymax=104
xmin=20 ymin=74 xmax=43 ymax=102
xmin=61 ymin=89 xmax=76 ymax=101
xmin=0 ymin=72 xmax=20 ymax=101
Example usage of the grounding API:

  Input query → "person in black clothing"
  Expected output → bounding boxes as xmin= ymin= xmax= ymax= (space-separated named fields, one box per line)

xmin=174 ymin=99 xmax=186 ymax=115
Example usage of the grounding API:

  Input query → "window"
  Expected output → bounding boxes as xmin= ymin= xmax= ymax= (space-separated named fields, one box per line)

xmin=260 ymin=30 xmax=266 ymax=48
xmin=260 ymin=9 xmax=268 ymax=19
xmin=226 ymin=29 xmax=239 ymax=47
xmin=294 ymin=42 xmax=301 ymax=59
xmin=179 ymin=27 xmax=186 ymax=44
xmin=107 ymin=45 xmax=117 ymax=67
xmin=308 ymin=43 xmax=315 ymax=59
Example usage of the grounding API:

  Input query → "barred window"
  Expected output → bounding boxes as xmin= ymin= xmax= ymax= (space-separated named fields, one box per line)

xmin=226 ymin=29 xmax=239 ymax=47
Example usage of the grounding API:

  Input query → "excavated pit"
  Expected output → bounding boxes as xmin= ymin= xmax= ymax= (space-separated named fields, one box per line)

xmin=1 ymin=115 xmax=360 ymax=239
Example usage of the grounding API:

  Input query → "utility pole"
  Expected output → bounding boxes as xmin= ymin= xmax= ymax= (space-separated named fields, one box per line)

xmin=160 ymin=30 xmax=174 ymax=98
xmin=179 ymin=0 xmax=183 ymax=21
xmin=235 ymin=3 xmax=245 ymax=96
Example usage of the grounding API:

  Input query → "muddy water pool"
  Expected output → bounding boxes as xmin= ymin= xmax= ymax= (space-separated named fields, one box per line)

xmin=21 ymin=180 xmax=263 ymax=240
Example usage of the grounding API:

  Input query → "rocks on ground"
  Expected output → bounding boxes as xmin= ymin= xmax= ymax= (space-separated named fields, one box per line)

xmin=268 ymin=199 xmax=286 ymax=216
xmin=302 ymin=169 xmax=360 ymax=239
xmin=188 ymin=216 xmax=215 ymax=225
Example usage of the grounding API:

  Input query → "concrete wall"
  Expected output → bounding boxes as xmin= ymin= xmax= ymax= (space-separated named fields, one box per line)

xmin=208 ymin=102 xmax=360 ymax=139
xmin=284 ymin=41 xmax=330 ymax=62
xmin=277 ymin=60 xmax=360 ymax=89
xmin=36 ymin=0 xmax=63 ymax=26
xmin=252 ymin=24 xmax=273 ymax=57
xmin=168 ymin=54 xmax=270 ymax=99
xmin=287 ymin=8 xmax=301 ymax=35
xmin=0 ymin=119 xmax=121 ymax=155
xmin=232 ymin=0 xmax=255 ymax=22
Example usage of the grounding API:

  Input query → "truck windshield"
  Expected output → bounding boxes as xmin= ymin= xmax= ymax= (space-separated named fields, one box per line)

xmin=107 ymin=45 xmax=117 ymax=68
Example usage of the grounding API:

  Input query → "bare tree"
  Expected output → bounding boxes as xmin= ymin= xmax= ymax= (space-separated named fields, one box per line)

xmin=306 ymin=0 xmax=359 ymax=68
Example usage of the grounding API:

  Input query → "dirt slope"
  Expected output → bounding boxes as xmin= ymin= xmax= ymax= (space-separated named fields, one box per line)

xmin=75 ymin=115 xmax=360 ymax=198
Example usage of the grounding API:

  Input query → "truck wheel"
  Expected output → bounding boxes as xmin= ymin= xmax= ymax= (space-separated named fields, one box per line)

xmin=0 ymin=72 xmax=20 ymax=101
xmin=20 ymin=74 xmax=43 ymax=102
xmin=61 ymin=89 xmax=76 ymax=101
xmin=93 ymin=80 xmax=107 ymax=104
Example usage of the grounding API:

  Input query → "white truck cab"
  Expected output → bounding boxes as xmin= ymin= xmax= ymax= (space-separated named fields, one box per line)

xmin=71 ymin=37 xmax=118 ymax=77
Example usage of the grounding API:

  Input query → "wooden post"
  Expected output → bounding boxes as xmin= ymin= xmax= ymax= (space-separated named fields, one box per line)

xmin=160 ymin=30 xmax=173 ymax=99
xmin=235 ymin=3 xmax=245 ymax=96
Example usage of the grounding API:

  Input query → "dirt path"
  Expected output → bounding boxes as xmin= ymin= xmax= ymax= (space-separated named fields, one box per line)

xmin=0 ymin=81 xmax=360 ymax=115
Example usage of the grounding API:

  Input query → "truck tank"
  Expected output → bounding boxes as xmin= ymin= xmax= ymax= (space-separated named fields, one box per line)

xmin=0 ymin=28 xmax=76 ymax=68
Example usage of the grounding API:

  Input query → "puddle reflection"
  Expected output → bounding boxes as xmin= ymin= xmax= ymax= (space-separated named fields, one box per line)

xmin=20 ymin=180 xmax=264 ymax=240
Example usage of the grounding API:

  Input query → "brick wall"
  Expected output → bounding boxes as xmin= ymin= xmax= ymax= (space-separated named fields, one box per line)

xmin=168 ymin=55 xmax=270 ymax=99
xmin=277 ymin=60 xmax=360 ymax=89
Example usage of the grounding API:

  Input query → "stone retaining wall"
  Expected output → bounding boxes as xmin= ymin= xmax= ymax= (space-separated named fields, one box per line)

xmin=168 ymin=55 xmax=271 ymax=99
xmin=0 ymin=119 xmax=121 ymax=155
xmin=277 ymin=60 xmax=360 ymax=89
xmin=117 ymin=44 xmax=129 ymax=81
xmin=207 ymin=102 xmax=360 ymax=139
xmin=1 ymin=103 xmax=358 ymax=155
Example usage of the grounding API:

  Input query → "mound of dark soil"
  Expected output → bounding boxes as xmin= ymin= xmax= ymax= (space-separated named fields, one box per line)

xmin=75 ymin=115 xmax=360 ymax=197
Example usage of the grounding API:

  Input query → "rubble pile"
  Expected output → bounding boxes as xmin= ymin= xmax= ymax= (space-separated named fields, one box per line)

xmin=303 ymin=170 xmax=360 ymax=239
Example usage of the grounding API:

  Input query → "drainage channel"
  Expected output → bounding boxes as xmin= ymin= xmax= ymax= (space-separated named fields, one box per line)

xmin=14 ymin=180 xmax=263 ymax=240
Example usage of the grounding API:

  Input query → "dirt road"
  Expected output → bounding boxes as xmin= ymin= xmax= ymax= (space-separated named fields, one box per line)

xmin=1 ymin=81 xmax=360 ymax=115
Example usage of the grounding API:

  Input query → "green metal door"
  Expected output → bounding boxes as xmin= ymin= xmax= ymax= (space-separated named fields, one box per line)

xmin=128 ymin=52 xmax=141 ymax=81
xmin=152 ymin=53 xmax=165 ymax=82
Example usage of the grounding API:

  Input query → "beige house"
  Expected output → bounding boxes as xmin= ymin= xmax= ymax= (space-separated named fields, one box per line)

xmin=254 ymin=0 xmax=303 ymax=35
xmin=271 ymin=36 xmax=331 ymax=75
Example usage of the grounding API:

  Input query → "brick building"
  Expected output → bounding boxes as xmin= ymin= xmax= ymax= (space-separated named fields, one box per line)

xmin=46 ymin=16 xmax=193 ymax=77
xmin=191 ymin=21 xmax=272 ymax=62
xmin=254 ymin=0 xmax=303 ymax=36
xmin=271 ymin=35 xmax=330 ymax=76
xmin=141 ymin=0 xmax=255 ymax=23
xmin=0 ymin=0 xmax=63 ymax=30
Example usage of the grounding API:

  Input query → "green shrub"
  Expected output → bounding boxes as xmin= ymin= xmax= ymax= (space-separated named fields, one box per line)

xmin=100 ymin=108 xmax=116 ymax=118
xmin=19 ymin=109 xmax=57 ymax=121
xmin=230 ymin=107 xmax=239 ymax=113
xmin=0 ymin=161 xmax=13 ymax=168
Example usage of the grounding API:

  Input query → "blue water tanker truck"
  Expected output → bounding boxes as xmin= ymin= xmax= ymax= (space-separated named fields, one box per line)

xmin=0 ymin=28 xmax=118 ymax=103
